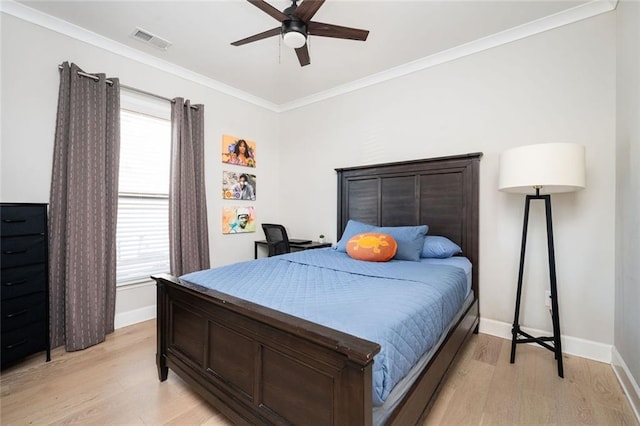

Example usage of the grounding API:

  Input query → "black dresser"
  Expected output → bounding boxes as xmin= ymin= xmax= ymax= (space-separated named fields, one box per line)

xmin=1 ymin=203 xmax=51 ymax=368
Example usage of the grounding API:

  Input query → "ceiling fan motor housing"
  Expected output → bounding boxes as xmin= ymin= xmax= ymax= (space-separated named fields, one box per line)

xmin=282 ymin=19 xmax=307 ymax=37
xmin=281 ymin=19 xmax=307 ymax=48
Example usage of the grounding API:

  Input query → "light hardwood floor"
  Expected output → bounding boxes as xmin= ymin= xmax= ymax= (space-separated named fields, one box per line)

xmin=1 ymin=320 xmax=637 ymax=425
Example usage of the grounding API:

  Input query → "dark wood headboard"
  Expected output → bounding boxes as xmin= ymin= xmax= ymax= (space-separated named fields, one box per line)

xmin=336 ymin=153 xmax=482 ymax=297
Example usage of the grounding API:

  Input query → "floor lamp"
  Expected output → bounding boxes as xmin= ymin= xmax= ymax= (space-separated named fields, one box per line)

xmin=499 ymin=143 xmax=586 ymax=378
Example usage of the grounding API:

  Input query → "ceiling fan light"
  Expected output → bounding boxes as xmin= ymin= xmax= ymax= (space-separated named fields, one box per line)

xmin=283 ymin=31 xmax=306 ymax=49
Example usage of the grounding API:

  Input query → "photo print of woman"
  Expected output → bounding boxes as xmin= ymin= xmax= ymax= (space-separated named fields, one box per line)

xmin=222 ymin=171 xmax=256 ymax=201
xmin=221 ymin=135 xmax=256 ymax=168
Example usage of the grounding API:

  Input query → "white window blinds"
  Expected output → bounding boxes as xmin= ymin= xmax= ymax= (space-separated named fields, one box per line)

xmin=116 ymin=103 xmax=171 ymax=286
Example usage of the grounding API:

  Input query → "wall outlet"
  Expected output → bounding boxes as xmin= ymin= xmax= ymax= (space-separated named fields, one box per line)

xmin=545 ymin=290 xmax=552 ymax=308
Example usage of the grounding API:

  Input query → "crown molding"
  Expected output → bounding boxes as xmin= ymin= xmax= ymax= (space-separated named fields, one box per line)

xmin=1 ymin=0 xmax=617 ymax=113
xmin=278 ymin=0 xmax=618 ymax=112
xmin=0 ymin=0 xmax=280 ymax=112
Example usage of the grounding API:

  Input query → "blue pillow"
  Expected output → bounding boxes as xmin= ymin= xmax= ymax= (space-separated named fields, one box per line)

xmin=377 ymin=225 xmax=428 ymax=261
xmin=335 ymin=220 xmax=428 ymax=262
xmin=335 ymin=220 xmax=375 ymax=252
xmin=421 ymin=236 xmax=462 ymax=258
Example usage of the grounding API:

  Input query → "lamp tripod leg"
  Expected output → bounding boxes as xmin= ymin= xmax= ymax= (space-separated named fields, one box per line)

xmin=511 ymin=196 xmax=532 ymax=364
xmin=545 ymin=196 xmax=564 ymax=378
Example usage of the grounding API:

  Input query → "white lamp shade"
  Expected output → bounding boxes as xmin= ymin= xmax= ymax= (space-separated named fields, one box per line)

xmin=499 ymin=143 xmax=586 ymax=194
xmin=283 ymin=31 xmax=306 ymax=49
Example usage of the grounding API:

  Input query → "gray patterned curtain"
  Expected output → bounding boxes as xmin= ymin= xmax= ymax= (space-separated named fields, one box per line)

xmin=49 ymin=62 xmax=120 ymax=351
xmin=169 ymin=98 xmax=210 ymax=276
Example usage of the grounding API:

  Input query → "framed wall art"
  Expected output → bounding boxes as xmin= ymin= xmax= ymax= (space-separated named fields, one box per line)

xmin=222 ymin=134 xmax=256 ymax=168
xmin=222 ymin=206 xmax=256 ymax=234
xmin=222 ymin=171 xmax=256 ymax=201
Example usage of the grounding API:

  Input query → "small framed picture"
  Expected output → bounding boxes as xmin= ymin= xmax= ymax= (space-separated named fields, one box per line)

xmin=221 ymin=135 xmax=256 ymax=168
xmin=222 ymin=206 xmax=256 ymax=234
xmin=222 ymin=171 xmax=256 ymax=201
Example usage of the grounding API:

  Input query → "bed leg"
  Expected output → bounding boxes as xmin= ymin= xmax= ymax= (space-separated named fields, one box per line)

xmin=473 ymin=322 xmax=480 ymax=334
xmin=155 ymin=277 xmax=169 ymax=382
xmin=158 ymin=366 xmax=169 ymax=381
xmin=157 ymin=354 xmax=168 ymax=381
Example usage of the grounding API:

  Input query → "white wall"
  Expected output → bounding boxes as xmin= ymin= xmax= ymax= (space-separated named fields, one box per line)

xmin=614 ymin=0 xmax=640 ymax=416
xmin=278 ymin=13 xmax=617 ymax=357
xmin=0 ymin=13 xmax=280 ymax=327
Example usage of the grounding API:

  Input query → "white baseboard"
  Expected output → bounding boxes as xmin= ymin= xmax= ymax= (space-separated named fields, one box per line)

xmin=114 ymin=304 xmax=156 ymax=329
xmin=612 ymin=347 xmax=640 ymax=423
xmin=479 ymin=318 xmax=612 ymax=363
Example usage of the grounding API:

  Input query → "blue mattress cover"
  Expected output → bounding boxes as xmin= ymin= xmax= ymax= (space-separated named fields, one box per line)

xmin=181 ymin=248 xmax=468 ymax=406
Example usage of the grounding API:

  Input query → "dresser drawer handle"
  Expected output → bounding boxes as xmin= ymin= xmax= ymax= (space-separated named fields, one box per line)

xmin=5 ymin=309 xmax=29 ymax=319
xmin=3 ymin=280 xmax=27 ymax=287
xmin=2 ymin=250 xmax=27 ymax=255
xmin=2 ymin=219 xmax=27 ymax=223
xmin=5 ymin=339 xmax=28 ymax=350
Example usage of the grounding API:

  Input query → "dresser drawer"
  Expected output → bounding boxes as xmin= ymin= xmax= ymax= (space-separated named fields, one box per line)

xmin=1 ymin=322 xmax=47 ymax=368
xmin=1 ymin=292 xmax=47 ymax=332
xmin=0 ymin=205 xmax=46 ymax=237
xmin=1 ymin=264 xmax=46 ymax=300
xmin=1 ymin=235 xmax=46 ymax=268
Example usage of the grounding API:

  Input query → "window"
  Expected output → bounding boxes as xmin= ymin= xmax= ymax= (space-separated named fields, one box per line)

xmin=116 ymin=92 xmax=171 ymax=286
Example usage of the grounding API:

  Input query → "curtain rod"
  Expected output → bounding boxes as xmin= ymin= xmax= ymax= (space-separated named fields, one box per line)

xmin=57 ymin=65 xmax=199 ymax=110
xmin=122 ymin=85 xmax=199 ymax=110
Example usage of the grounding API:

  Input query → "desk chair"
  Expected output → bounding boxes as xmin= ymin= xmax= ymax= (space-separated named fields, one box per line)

xmin=261 ymin=223 xmax=291 ymax=257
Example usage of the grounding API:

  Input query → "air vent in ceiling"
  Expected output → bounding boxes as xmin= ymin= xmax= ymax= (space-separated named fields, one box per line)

xmin=131 ymin=27 xmax=172 ymax=51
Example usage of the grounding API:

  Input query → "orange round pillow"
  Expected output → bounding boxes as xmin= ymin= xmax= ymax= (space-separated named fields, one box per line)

xmin=346 ymin=233 xmax=398 ymax=262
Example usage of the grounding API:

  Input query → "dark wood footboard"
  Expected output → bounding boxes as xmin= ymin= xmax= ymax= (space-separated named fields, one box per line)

xmin=154 ymin=273 xmax=381 ymax=425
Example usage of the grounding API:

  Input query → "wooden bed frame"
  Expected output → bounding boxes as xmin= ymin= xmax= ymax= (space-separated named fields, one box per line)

xmin=153 ymin=152 xmax=482 ymax=425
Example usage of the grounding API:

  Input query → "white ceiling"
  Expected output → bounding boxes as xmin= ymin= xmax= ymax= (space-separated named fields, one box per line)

xmin=13 ymin=0 xmax=602 ymax=107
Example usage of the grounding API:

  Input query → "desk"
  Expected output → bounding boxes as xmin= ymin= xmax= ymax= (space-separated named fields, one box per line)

xmin=254 ymin=240 xmax=332 ymax=259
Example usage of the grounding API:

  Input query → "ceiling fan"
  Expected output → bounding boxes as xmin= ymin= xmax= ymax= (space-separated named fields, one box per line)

xmin=231 ymin=0 xmax=369 ymax=67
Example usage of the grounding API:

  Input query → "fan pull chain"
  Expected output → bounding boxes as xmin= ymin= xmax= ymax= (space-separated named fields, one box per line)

xmin=278 ymin=34 xmax=281 ymax=65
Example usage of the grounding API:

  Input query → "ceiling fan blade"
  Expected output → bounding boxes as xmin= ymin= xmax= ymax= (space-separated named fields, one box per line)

xmin=295 ymin=44 xmax=311 ymax=67
xmin=231 ymin=27 xmax=281 ymax=46
xmin=308 ymin=21 xmax=369 ymax=41
xmin=247 ymin=0 xmax=289 ymax=22
xmin=293 ymin=0 xmax=325 ymax=22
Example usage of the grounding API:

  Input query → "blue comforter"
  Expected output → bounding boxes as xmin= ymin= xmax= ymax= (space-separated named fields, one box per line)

xmin=181 ymin=248 xmax=467 ymax=406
